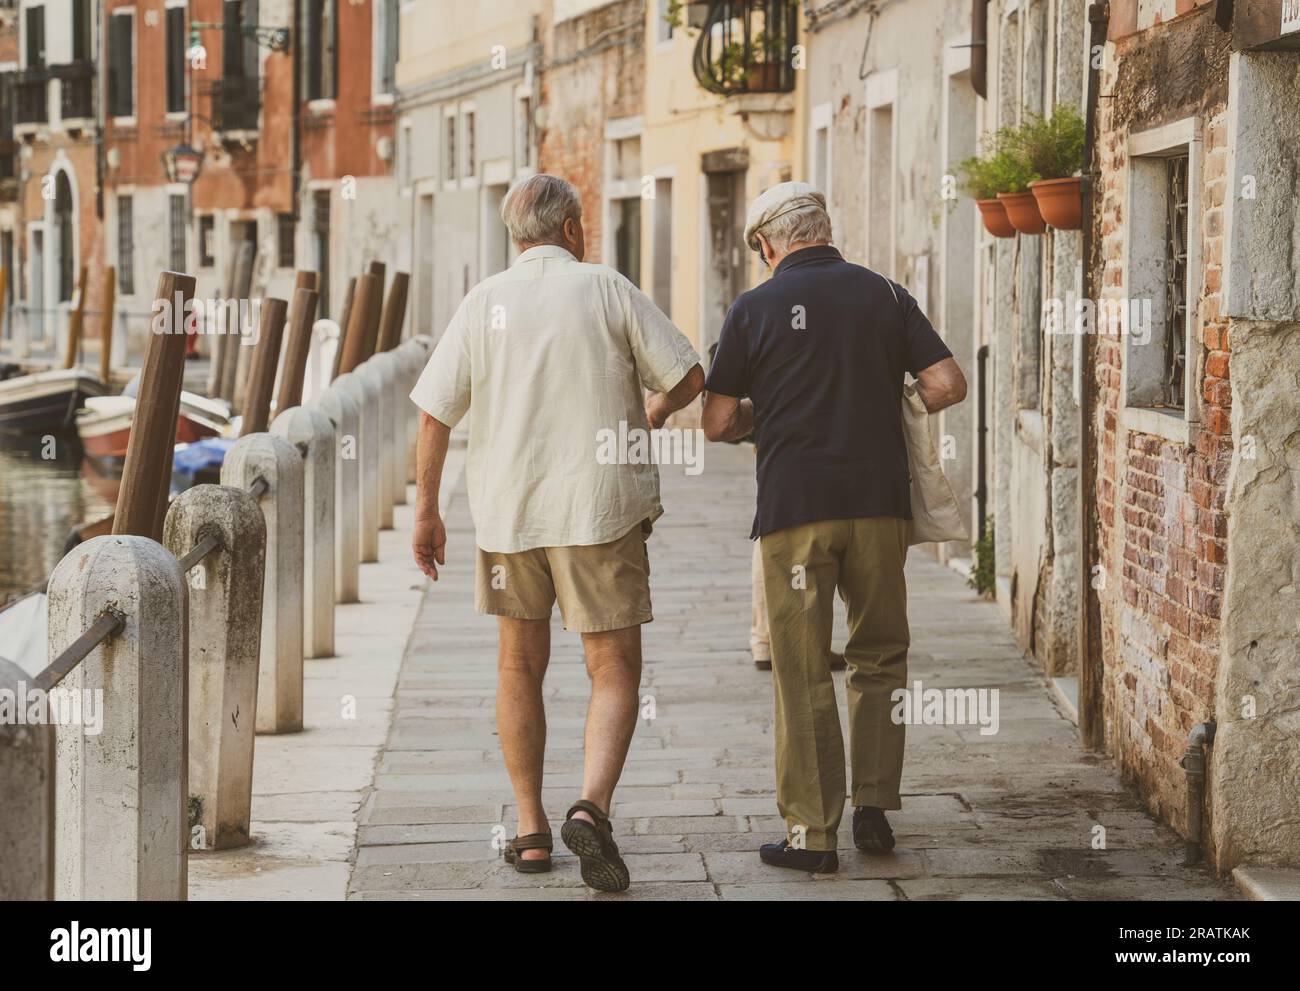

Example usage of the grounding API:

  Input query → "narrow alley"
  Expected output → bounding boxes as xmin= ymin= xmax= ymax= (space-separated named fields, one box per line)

xmin=348 ymin=443 xmax=1237 ymax=901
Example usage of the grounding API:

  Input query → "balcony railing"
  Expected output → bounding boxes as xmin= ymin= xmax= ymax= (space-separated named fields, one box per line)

xmin=53 ymin=61 xmax=94 ymax=123
xmin=692 ymin=0 xmax=799 ymax=97
xmin=15 ymin=69 xmax=49 ymax=126
xmin=210 ymin=76 xmax=260 ymax=134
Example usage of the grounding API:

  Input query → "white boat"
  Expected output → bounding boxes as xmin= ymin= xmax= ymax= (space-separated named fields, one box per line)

xmin=0 ymin=591 xmax=49 ymax=679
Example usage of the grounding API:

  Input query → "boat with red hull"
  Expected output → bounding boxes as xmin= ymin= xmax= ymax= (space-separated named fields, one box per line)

xmin=76 ymin=392 xmax=232 ymax=460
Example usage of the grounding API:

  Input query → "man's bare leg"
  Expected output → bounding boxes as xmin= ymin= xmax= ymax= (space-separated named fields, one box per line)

xmin=573 ymin=625 xmax=643 ymax=824
xmin=496 ymin=616 xmax=552 ymax=860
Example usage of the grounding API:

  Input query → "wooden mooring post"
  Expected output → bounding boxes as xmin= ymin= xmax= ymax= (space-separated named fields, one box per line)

xmin=113 ymin=271 xmax=196 ymax=542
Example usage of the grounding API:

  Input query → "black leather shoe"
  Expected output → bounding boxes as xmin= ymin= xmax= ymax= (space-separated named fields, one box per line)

xmin=759 ymin=840 xmax=839 ymax=873
xmin=852 ymin=807 xmax=896 ymax=853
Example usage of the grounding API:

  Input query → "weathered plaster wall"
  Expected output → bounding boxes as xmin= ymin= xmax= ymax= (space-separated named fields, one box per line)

xmin=1210 ymin=50 xmax=1300 ymax=871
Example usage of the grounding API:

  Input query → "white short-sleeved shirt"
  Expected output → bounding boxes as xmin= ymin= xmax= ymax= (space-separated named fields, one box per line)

xmin=410 ymin=244 xmax=700 ymax=554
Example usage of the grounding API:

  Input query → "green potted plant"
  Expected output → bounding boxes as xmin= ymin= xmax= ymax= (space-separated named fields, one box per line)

xmin=958 ymin=130 xmax=1038 ymax=238
xmin=1022 ymin=106 xmax=1087 ymax=230
xmin=988 ymin=122 xmax=1046 ymax=235
xmin=958 ymin=152 xmax=1014 ymax=238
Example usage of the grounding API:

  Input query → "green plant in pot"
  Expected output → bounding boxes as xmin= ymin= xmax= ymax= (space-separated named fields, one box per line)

xmin=1022 ymin=105 xmax=1087 ymax=230
xmin=987 ymin=121 xmax=1046 ymax=235
xmin=958 ymin=129 xmax=1037 ymax=238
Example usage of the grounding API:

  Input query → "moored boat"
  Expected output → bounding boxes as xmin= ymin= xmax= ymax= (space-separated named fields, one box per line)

xmin=0 ymin=368 xmax=107 ymax=433
xmin=76 ymin=391 xmax=232 ymax=460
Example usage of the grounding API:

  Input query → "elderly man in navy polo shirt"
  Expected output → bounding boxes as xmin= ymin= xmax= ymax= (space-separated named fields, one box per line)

xmin=702 ymin=182 xmax=967 ymax=873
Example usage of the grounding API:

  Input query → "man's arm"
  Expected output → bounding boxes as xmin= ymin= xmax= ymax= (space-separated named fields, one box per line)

xmin=412 ymin=413 xmax=452 ymax=581
xmin=915 ymin=357 xmax=968 ymax=414
xmin=645 ymin=364 xmax=706 ymax=430
xmin=701 ymin=392 xmax=755 ymax=443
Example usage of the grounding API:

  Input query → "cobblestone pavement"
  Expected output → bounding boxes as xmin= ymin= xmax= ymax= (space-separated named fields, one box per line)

xmin=348 ymin=442 xmax=1237 ymax=901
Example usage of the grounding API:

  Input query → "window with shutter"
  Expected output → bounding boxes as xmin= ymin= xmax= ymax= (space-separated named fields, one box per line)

xmin=25 ymin=7 xmax=45 ymax=68
xmin=108 ymin=14 xmax=135 ymax=119
xmin=166 ymin=6 xmax=186 ymax=114
xmin=73 ymin=0 xmax=92 ymax=63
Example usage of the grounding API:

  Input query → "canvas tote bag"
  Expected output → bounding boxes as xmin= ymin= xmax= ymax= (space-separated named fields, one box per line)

xmin=880 ymin=275 xmax=968 ymax=547
xmin=901 ymin=380 xmax=968 ymax=546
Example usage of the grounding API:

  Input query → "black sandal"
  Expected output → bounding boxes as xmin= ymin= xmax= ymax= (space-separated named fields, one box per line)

xmin=502 ymin=832 xmax=553 ymax=874
xmin=561 ymin=800 xmax=630 ymax=893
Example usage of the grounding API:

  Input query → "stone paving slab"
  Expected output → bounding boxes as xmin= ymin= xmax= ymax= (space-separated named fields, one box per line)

xmin=348 ymin=443 xmax=1238 ymax=901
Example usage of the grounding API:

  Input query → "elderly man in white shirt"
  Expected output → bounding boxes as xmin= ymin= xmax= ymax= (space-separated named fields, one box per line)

xmin=410 ymin=174 xmax=704 ymax=893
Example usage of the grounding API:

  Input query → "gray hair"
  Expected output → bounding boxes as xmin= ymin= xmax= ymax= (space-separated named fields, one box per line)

xmin=500 ymin=174 xmax=582 ymax=246
xmin=759 ymin=199 xmax=833 ymax=254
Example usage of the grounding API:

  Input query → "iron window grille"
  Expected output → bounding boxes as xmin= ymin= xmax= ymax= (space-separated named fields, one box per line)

xmin=1162 ymin=154 xmax=1189 ymax=409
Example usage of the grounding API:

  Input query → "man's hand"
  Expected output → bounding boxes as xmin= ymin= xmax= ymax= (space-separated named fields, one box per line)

xmin=644 ymin=364 xmax=705 ymax=431
xmin=413 ymin=515 xmax=447 ymax=581
xmin=645 ymin=396 xmax=669 ymax=431
xmin=413 ymin=412 xmax=453 ymax=581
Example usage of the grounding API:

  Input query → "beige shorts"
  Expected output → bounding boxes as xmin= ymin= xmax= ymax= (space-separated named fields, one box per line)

xmin=475 ymin=521 xmax=653 ymax=633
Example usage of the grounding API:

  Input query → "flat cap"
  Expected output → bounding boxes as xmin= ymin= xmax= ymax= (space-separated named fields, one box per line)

xmin=744 ymin=181 xmax=828 ymax=252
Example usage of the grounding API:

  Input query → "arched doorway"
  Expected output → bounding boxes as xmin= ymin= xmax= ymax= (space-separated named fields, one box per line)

xmin=54 ymin=170 xmax=74 ymax=303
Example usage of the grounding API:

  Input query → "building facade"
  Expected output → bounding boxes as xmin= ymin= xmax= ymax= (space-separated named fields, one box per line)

xmin=7 ymin=0 xmax=105 ymax=359
xmin=800 ymin=0 xmax=1299 ymax=873
xmin=395 ymin=0 xmax=545 ymax=339
xmin=1091 ymin=0 xmax=1300 ymax=871
xmin=537 ymin=0 xmax=645 ymax=272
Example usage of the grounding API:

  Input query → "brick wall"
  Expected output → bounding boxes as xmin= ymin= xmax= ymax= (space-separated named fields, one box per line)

xmin=1092 ymin=7 xmax=1231 ymax=832
xmin=538 ymin=0 xmax=645 ymax=264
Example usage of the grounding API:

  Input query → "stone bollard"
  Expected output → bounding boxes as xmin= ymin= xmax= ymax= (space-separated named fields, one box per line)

xmin=48 ymin=535 xmax=187 ymax=900
xmin=0 ymin=657 xmax=55 ymax=900
xmin=357 ymin=356 xmax=396 ymax=531
xmin=314 ymin=385 xmax=361 ymax=604
xmin=303 ymin=318 xmax=342 ymax=405
xmin=164 ymin=485 xmax=266 ymax=851
xmin=334 ymin=371 xmax=381 ymax=564
xmin=403 ymin=337 xmax=434 ymax=485
xmin=222 ymin=434 xmax=305 ymax=734
xmin=272 ymin=406 xmax=337 ymax=658
xmin=389 ymin=346 xmax=423 ymax=505
xmin=386 ymin=352 xmax=410 ymax=507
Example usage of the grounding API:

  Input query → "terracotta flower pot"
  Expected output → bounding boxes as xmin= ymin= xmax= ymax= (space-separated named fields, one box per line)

xmin=1028 ymin=176 xmax=1084 ymax=230
xmin=997 ymin=191 xmax=1047 ymax=235
xmin=976 ymin=198 xmax=1017 ymax=239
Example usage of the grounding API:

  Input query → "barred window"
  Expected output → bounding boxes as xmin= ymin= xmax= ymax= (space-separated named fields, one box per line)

xmin=169 ymin=194 xmax=187 ymax=273
xmin=444 ymin=114 xmax=456 ymax=182
xmin=1162 ymin=155 xmax=1189 ymax=409
xmin=464 ymin=111 xmax=476 ymax=178
xmin=277 ymin=212 xmax=296 ymax=269
xmin=118 ymin=195 xmax=135 ymax=295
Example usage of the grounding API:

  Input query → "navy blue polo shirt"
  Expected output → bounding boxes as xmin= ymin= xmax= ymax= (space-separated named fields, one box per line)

xmin=705 ymin=245 xmax=952 ymax=540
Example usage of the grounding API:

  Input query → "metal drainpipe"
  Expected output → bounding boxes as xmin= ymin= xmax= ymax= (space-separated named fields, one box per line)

xmin=976 ymin=343 xmax=989 ymax=538
xmin=1076 ymin=0 xmax=1109 ymax=753
xmin=1179 ymin=721 xmax=1217 ymax=866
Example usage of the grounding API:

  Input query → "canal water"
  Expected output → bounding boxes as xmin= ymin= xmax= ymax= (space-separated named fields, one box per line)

xmin=0 ymin=430 xmax=114 ymax=603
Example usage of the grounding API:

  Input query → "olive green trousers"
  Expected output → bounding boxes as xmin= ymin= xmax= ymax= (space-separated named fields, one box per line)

xmin=760 ymin=517 xmax=910 ymax=852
